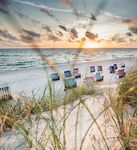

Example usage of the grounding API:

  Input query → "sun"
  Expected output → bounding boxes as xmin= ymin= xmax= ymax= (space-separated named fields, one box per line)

xmin=82 ymin=40 xmax=100 ymax=48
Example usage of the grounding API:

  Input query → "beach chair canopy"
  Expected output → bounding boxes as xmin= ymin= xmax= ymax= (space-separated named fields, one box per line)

xmin=109 ymin=66 xmax=115 ymax=73
xmin=73 ymin=68 xmax=78 ymax=72
xmin=120 ymin=63 xmax=125 ymax=68
xmin=73 ymin=68 xmax=81 ymax=78
xmin=90 ymin=66 xmax=95 ymax=72
xmin=113 ymin=64 xmax=118 ymax=69
xmin=64 ymin=70 xmax=72 ymax=78
xmin=51 ymin=73 xmax=60 ymax=80
xmin=97 ymin=66 xmax=103 ymax=71
xmin=64 ymin=77 xmax=77 ymax=89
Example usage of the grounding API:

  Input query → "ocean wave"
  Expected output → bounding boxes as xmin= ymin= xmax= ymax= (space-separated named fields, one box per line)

xmin=0 ymin=48 xmax=137 ymax=73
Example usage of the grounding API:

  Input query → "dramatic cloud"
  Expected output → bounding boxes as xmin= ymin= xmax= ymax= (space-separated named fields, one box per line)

xmin=109 ymin=34 xmax=126 ymax=43
xmin=129 ymin=26 xmax=137 ymax=34
xmin=122 ymin=17 xmax=137 ymax=34
xmin=122 ymin=18 xmax=131 ymax=24
xmin=126 ymin=32 xmax=133 ymax=36
xmin=70 ymin=28 xmax=78 ymax=39
xmin=21 ymin=29 xmax=41 ymax=42
xmin=47 ymin=33 xmax=60 ymax=41
xmin=103 ymin=11 xmax=137 ymax=35
xmin=85 ymin=31 xmax=98 ymax=41
xmin=73 ymin=9 xmax=86 ymax=19
xmin=40 ymin=8 xmax=59 ymax=22
xmin=90 ymin=14 xmax=97 ymax=21
xmin=0 ymin=29 xmax=18 ymax=40
xmin=42 ymin=25 xmax=52 ymax=33
xmin=56 ymin=31 xmax=63 ymax=37
xmin=40 ymin=8 xmax=54 ymax=18
xmin=59 ymin=25 xmax=68 ymax=32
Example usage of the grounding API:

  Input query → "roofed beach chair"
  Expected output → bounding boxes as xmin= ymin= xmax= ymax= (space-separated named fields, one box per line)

xmin=84 ymin=76 xmax=94 ymax=84
xmin=118 ymin=69 xmax=125 ymax=79
xmin=95 ymin=72 xmax=104 ymax=81
xmin=0 ymin=85 xmax=12 ymax=101
xmin=90 ymin=66 xmax=95 ymax=73
xmin=109 ymin=66 xmax=115 ymax=73
xmin=64 ymin=70 xmax=72 ymax=78
xmin=51 ymin=73 xmax=60 ymax=81
xmin=73 ymin=68 xmax=81 ymax=78
xmin=97 ymin=66 xmax=103 ymax=72
xmin=64 ymin=77 xmax=77 ymax=90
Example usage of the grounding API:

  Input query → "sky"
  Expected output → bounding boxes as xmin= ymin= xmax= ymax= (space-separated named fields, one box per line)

xmin=0 ymin=0 xmax=137 ymax=48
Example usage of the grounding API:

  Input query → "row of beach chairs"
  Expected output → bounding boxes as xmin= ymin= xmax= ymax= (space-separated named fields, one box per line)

xmin=51 ymin=63 xmax=126 ymax=90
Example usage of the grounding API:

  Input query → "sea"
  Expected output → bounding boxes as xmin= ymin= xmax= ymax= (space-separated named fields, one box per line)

xmin=0 ymin=48 xmax=137 ymax=73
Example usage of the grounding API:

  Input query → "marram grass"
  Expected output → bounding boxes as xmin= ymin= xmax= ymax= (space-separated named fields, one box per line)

xmin=1 ymin=69 xmax=137 ymax=150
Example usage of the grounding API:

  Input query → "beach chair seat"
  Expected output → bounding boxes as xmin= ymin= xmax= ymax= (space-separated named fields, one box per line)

xmin=90 ymin=66 xmax=95 ymax=73
xmin=84 ymin=76 xmax=94 ymax=84
xmin=0 ymin=85 xmax=12 ymax=101
xmin=73 ymin=68 xmax=81 ymax=78
xmin=64 ymin=77 xmax=77 ymax=90
xmin=97 ymin=66 xmax=103 ymax=72
xmin=109 ymin=66 xmax=115 ymax=73
xmin=95 ymin=72 xmax=104 ymax=81
xmin=64 ymin=70 xmax=72 ymax=78
xmin=118 ymin=69 xmax=126 ymax=78
xmin=51 ymin=73 xmax=60 ymax=81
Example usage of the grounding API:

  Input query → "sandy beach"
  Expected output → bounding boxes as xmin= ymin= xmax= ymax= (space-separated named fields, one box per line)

xmin=0 ymin=57 xmax=137 ymax=149
xmin=0 ymin=57 xmax=136 ymax=98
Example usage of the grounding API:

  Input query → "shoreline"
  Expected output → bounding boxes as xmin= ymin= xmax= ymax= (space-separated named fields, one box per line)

xmin=0 ymin=57 xmax=137 ymax=98
xmin=0 ymin=56 xmax=137 ymax=75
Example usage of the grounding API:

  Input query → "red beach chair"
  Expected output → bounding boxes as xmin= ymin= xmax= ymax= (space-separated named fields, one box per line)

xmin=73 ymin=68 xmax=81 ymax=78
xmin=97 ymin=66 xmax=103 ymax=72
xmin=118 ymin=69 xmax=126 ymax=78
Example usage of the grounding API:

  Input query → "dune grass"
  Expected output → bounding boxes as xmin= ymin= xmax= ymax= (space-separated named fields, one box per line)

xmin=118 ymin=68 xmax=137 ymax=106
xmin=1 ymin=69 xmax=137 ymax=149
xmin=0 ymin=82 xmax=96 ymax=133
xmin=107 ymin=68 xmax=137 ymax=149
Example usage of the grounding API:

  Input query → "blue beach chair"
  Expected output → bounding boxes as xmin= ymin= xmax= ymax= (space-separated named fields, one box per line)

xmin=64 ymin=70 xmax=72 ymax=78
xmin=64 ymin=77 xmax=77 ymax=90
xmin=51 ymin=73 xmax=60 ymax=81
xmin=95 ymin=72 xmax=104 ymax=81
xmin=109 ymin=66 xmax=115 ymax=73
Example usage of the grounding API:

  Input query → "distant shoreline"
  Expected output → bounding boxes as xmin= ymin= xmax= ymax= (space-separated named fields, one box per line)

xmin=0 ymin=56 xmax=137 ymax=75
